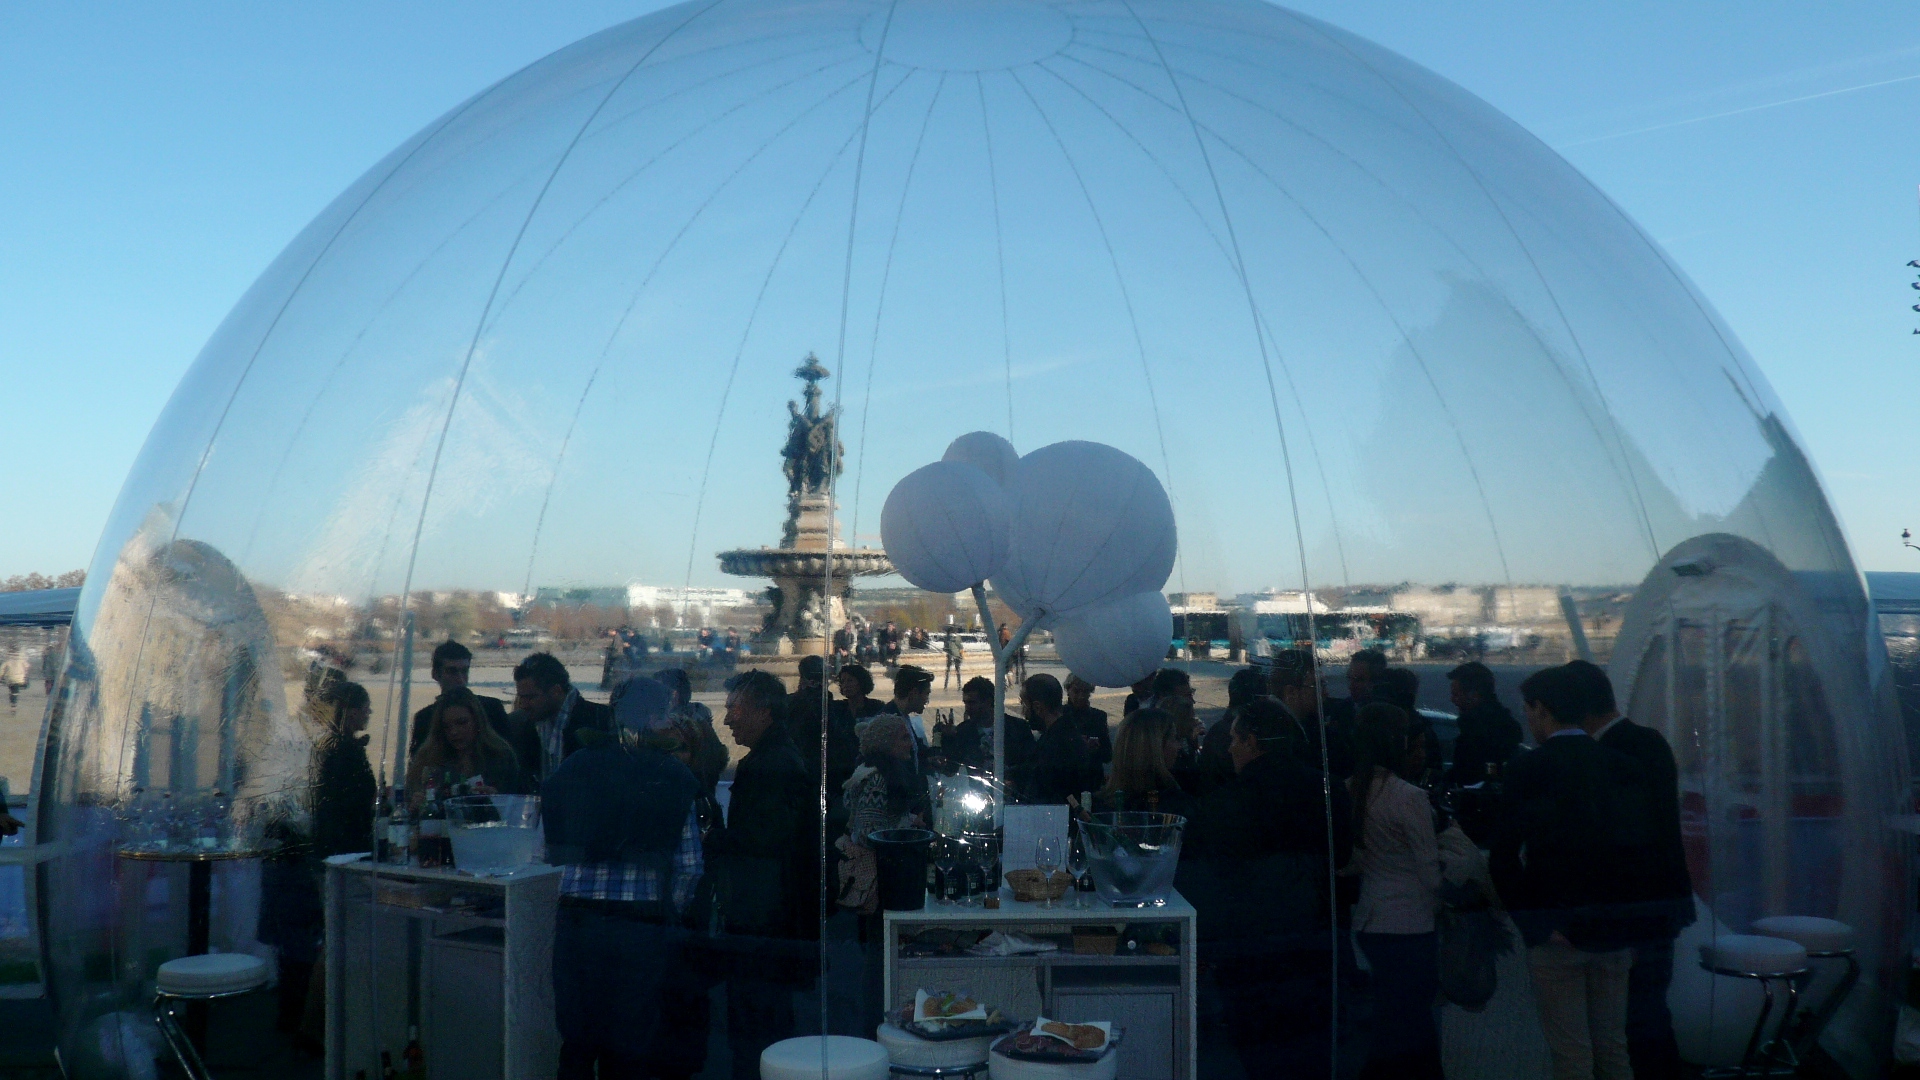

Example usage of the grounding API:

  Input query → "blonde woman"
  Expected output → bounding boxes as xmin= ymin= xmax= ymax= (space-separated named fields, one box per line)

xmin=407 ymin=688 xmax=529 ymax=804
xmin=1092 ymin=708 xmax=1194 ymax=819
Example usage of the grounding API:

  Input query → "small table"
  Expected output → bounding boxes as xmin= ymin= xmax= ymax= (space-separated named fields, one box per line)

xmin=116 ymin=846 xmax=273 ymax=1048
xmin=883 ymin=890 xmax=1196 ymax=1080
xmin=324 ymin=857 xmax=560 ymax=1080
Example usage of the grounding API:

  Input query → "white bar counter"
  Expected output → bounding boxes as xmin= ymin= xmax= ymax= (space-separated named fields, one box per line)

xmin=883 ymin=889 xmax=1197 ymax=1080
xmin=324 ymin=856 xmax=560 ymax=1080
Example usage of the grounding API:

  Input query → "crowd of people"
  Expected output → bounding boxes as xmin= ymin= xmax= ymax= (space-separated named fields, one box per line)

xmin=282 ymin=634 xmax=1689 ymax=1080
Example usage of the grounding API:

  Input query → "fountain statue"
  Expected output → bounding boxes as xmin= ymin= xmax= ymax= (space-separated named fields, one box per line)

xmin=717 ymin=355 xmax=893 ymax=673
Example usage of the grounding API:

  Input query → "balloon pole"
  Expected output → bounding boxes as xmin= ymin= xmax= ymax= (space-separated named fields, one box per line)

xmin=972 ymin=583 xmax=1036 ymax=828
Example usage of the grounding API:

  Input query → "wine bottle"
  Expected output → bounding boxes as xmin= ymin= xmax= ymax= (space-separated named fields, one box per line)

xmin=373 ymin=784 xmax=393 ymax=863
xmin=402 ymin=1024 xmax=425 ymax=1079
xmin=390 ymin=788 xmax=413 ymax=865
xmin=418 ymin=786 xmax=447 ymax=869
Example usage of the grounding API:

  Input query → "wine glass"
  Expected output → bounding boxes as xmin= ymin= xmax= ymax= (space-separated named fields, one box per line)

xmin=933 ymin=839 xmax=959 ymax=906
xmin=1034 ymin=836 xmax=1062 ymax=909
xmin=1065 ymin=833 xmax=1090 ymax=910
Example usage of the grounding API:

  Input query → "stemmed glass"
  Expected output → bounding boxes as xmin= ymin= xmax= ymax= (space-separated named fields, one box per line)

xmin=1065 ymin=831 xmax=1089 ymax=910
xmin=1034 ymin=836 xmax=1063 ymax=909
xmin=933 ymin=839 xmax=959 ymax=906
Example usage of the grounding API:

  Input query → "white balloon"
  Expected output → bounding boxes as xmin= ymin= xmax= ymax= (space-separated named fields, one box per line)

xmin=990 ymin=441 xmax=1176 ymax=621
xmin=880 ymin=460 xmax=1012 ymax=594
xmin=942 ymin=431 xmax=1020 ymax=489
xmin=1052 ymin=590 xmax=1172 ymax=688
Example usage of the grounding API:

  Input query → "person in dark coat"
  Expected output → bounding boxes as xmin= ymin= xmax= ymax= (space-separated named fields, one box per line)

xmin=1268 ymin=649 xmax=1354 ymax=779
xmin=832 ymin=663 xmax=885 ymax=725
xmin=1062 ymin=675 xmax=1113 ymax=769
xmin=650 ymin=669 xmax=730 ymax=1080
xmin=785 ymin=654 xmax=859 ymax=810
xmin=1378 ymin=667 xmax=1442 ymax=788
xmin=408 ymin=640 xmax=518 ymax=757
xmin=1198 ymin=667 xmax=1271 ymax=798
xmin=263 ymin=680 xmax=374 ymax=1039
xmin=1565 ymin=659 xmax=1694 ymax=1080
xmin=943 ymin=676 xmax=1036 ymax=783
xmin=1491 ymin=665 xmax=1657 ymax=1080
xmin=1121 ymin=672 xmax=1156 ymax=718
xmin=717 ymin=669 xmax=823 ymax=1079
xmin=543 ymin=676 xmax=703 ymax=1080
xmin=1021 ymin=674 xmax=1100 ymax=803
xmin=1188 ymin=694 xmax=1352 ymax=1079
xmin=1445 ymin=661 xmax=1524 ymax=786
xmin=512 ymin=652 xmax=613 ymax=785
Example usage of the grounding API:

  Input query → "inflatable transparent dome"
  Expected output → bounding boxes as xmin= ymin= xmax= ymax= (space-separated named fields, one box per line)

xmin=35 ymin=0 xmax=1903 ymax=1075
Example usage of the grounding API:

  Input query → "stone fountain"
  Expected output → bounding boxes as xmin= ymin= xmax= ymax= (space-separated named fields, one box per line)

xmin=717 ymin=355 xmax=892 ymax=676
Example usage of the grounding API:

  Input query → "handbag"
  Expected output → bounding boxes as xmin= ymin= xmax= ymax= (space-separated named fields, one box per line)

xmin=1437 ymin=879 xmax=1510 ymax=1012
xmin=835 ymin=834 xmax=878 ymax=915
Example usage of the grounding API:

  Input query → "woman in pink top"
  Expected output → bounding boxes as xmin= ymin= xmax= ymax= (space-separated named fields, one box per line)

xmin=1347 ymin=701 xmax=1444 ymax=1079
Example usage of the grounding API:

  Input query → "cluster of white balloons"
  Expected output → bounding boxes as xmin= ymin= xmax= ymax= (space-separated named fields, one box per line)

xmin=881 ymin=432 xmax=1177 ymax=687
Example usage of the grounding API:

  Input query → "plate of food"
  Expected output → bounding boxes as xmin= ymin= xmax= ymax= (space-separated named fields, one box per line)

xmin=991 ymin=1018 xmax=1117 ymax=1063
xmin=897 ymin=990 xmax=1014 ymax=1042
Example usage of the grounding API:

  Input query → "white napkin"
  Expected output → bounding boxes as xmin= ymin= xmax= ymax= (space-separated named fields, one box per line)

xmin=966 ymin=931 xmax=1059 ymax=957
xmin=1031 ymin=1016 xmax=1112 ymax=1053
xmin=915 ymin=989 xmax=988 ymax=1027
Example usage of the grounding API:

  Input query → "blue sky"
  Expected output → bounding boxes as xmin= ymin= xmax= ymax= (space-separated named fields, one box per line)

xmin=3 ymin=1 xmax=1917 ymax=578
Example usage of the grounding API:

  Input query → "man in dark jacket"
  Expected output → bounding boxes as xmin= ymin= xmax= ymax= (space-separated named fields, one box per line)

xmin=408 ymin=640 xmax=517 ymax=756
xmin=944 ymin=676 xmax=1036 ymax=781
xmin=718 ymin=669 xmax=822 ymax=1078
xmin=1062 ymin=675 xmax=1113 ymax=769
xmin=1190 ymin=695 xmax=1352 ymax=1079
xmin=1445 ymin=661 xmax=1524 ymax=785
xmin=512 ymin=652 xmax=612 ymax=786
xmin=1565 ymin=659 xmax=1693 ymax=1080
xmin=876 ymin=664 xmax=935 ymax=773
xmin=1492 ymin=665 xmax=1656 ymax=1080
xmin=1022 ymin=674 xmax=1099 ymax=803
xmin=1268 ymin=648 xmax=1354 ymax=779
xmin=542 ymin=676 xmax=702 ymax=1080
xmin=785 ymin=655 xmax=858 ymax=810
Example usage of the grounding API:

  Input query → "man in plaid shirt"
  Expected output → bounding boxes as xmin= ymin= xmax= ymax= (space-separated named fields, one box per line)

xmin=543 ymin=675 xmax=702 ymax=1079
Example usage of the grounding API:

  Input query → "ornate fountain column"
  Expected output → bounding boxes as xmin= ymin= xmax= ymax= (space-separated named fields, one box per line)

xmin=717 ymin=356 xmax=892 ymax=673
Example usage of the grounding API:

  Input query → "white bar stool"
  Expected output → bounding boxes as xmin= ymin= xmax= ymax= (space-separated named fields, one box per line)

xmin=761 ymin=1035 xmax=893 ymax=1080
xmin=1698 ymin=934 xmax=1809 ymax=1078
xmin=1752 ymin=916 xmax=1858 ymax=1063
xmin=151 ymin=952 xmax=270 ymax=1080
xmin=875 ymin=1019 xmax=993 ymax=1077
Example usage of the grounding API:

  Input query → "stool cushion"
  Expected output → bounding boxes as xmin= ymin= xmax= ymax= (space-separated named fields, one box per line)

xmin=762 ymin=1036 xmax=891 ymax=1080
xmin=156 ymin=953 xmax=269 ymax=997
xmin=876 ymin=1022 xmax=994 ymax=1070
xmin=1701 ymin=934 xmax=1808 ymax=976
xmin=985 ymin=1048 xmax=1118 ymax=1080
xmin=1752 ymin=915 xmax=1855 ymax=954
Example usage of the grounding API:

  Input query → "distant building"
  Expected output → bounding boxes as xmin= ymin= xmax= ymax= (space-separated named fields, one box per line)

xmin=530 ymin=583 xmax=759 ymax=629
xmin=626 ymin=584 xmax=755 ymax=627
xmin=1233 ymin=589 xmax=1333 ymax=615
xmin=1167 ymin=591 xmax=1219 ymax=611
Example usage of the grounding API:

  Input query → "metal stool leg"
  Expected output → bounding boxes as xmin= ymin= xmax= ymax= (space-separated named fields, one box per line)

xmin=153 ymin=994 xmax=216 ymax=1080
xmin=1735 ymin=976 xmax=1777 ymax=1078
xmin=1786 ymin=951 xmax=1859 ymax=1061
